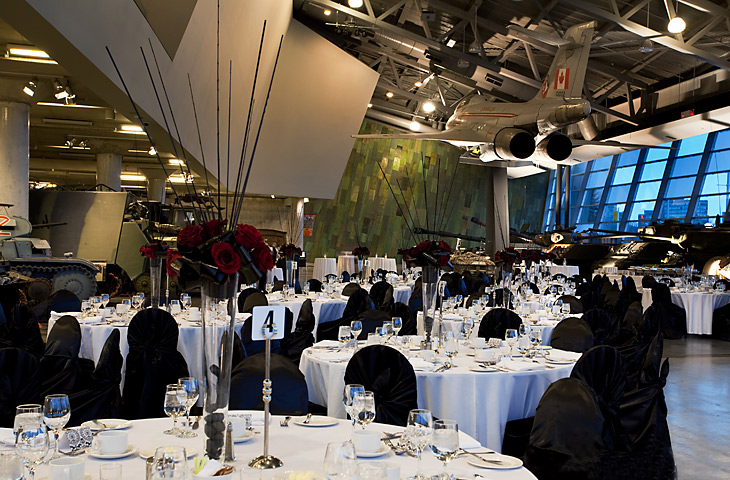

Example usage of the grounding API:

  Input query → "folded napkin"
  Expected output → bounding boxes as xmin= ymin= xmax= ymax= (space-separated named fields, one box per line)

xmin=50 ymin=311 xmax=82 ymax=320
xmin=545 ymin=349 xmax=582 ymax=362
xmin=496 ymin=359 xmax=544 ymax=372
xmin=408 ymin=358 xmax=436 ymax=372
xmin=313 ymin=340 xmax=341 ymax=348
xmin=82 ymin=315 xmax=103 ymax=325
xmin=195 ymin=458 xmax=225 ymax=477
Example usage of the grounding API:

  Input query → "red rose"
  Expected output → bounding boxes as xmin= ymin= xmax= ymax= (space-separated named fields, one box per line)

xmin=203 ymin=219 xmax=227 ymax=239
xmin=166 ymin=249 xmax=182 ymax=277
xmin=235 ymin=224 xmax=263 ymax=250
xmin=438 ymin=253 xmax=451 ymax=267
xmin=211 ymin=242 xmax=241 ymax=275
xmin=251 ymin=246 xmax=274 ymax=272
xmin=178 ymin=225 xmax=205 ymax=249
xmin=140 ymin=246 xmax=153 ymax=258
xmin=438 ymin=241 xmax=451 ymax=253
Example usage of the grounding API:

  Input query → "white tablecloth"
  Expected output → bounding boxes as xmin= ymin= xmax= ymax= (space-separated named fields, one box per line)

xmin=48 ymin=310 xmax=246 ymax=387
xmin=337 ymin=255 xmax=358 ymax=275
xmin=670 ymin=291 xmax=730 ymax=335
xmin=362 ymin=282 xmax=413 ymax=305
xmin=366 ymin=257 xmax=398 ymax=277
xmin=547 ymin=264 xmax=579 ymax=277
xmin=312 ymin=257 xmax=337 ymax=281
xmin=268 ymin=293 xmax=347 ymax=341
xmin=0 ymin=415 xmax=537 ymax=479
xmin=300 ymin=344 xmax=573 ymax=451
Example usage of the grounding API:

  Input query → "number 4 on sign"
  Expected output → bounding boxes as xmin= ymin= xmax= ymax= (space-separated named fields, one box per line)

xmin=251 ymin=306 xmax=285 ymax=341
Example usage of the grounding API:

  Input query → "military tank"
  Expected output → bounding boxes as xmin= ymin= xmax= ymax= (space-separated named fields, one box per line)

xmin=0 ymin=205 xmax=98 ymax=300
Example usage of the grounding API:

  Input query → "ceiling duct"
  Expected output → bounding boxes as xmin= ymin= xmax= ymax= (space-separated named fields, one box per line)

xmin=365 ymin=108 xmax=440 ymax=133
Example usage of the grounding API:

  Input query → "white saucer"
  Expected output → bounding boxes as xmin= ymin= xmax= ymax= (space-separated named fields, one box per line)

xmin=81 ymin=419 xmax=131 ymax=431
xmin=87 ymin=445 xmax=137 ymax=459
xmin=466 ymin=452 xmax=523 ymax=469
xmin=292 ymin=415 xmax=338 ymax=427
xmin=356 ymin=442 xmax=390 ymax=458
xmin=233 ymin=431 xmax=255 ymax=443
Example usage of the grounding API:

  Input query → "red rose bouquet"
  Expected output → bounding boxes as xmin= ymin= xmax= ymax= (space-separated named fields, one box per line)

xmin=494 ymin=247 xmax=520 ymax=266
xmin=140 ymin=240 xmax=168 ymax=259
xmin=279 ymin=244 xmax=302 ymax=258
xmin=352 ymin=246 xmax=370 ymax=259
xmin=401 ymin=240 xmax=452 ymax=269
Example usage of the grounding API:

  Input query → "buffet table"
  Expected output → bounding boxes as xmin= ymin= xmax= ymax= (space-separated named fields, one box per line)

xmin=670 ymin=291 xmax=730 ymax=335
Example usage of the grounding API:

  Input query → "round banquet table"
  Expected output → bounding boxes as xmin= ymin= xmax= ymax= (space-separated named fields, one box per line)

xmin=364 ymin=257 xmax=398 ymax=278
xmin=337 ymin=254 xmax=358 ymax=275
xmin=0 ymin=415 xmax=537 ymax=479
xmin=312 ymin=257 xmax=337 ymax=281
xmin=267 ymin=293 xmax=347 ymax=341
xmin=299 ymin=342 xmax=574 ymax=451
xmin=47 ymin=310 xmax=246 ymax=387
xmin=670 ymin=290 xmax=730 ymax=335
xmin=362 ymin=282 xmax=413 ymax=305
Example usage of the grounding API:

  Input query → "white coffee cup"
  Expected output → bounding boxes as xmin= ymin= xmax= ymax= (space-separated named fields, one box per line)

xmin=93 ymin=430 xmax=128 ymax=455
xmin=473 ymin=337 xmax=486 ymax=348
xmin=475 ymin=348 xmax=496 ymax=363
xmin=49 ymin=457 xmax=85 ymax=480
xmin=351 ymin=430 xmax=381 ymax=454
xmin=229 ymin=415 xmax=251 ymax=438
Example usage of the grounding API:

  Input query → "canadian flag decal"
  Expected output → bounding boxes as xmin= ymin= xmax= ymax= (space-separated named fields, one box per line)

xmin=554 ymin=68 xmax=569 ymax=90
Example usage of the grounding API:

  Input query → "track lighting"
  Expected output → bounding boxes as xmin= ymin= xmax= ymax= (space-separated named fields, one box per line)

xmin=148 ymin=146 xmax=157 ymax=156
xmin=53 ymin=80 xmax=68 ymax=99
xmin=23 ymin=80 xmax=37 ymax=97
xmin=409 ymin=120 xmax=421 ymax=131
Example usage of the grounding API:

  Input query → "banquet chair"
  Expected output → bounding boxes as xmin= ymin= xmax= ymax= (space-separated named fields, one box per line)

xmin=0 ymin=347 xmax=41 ymax=427
xmin=306 ymin=279 xmax=323 ymax=293
xmin=486 ymin=288 xmax=513 ymax=309
xmin=646 ymin=283 xmax=686 ymax=340
xmin=557 ymin=295 xmax=584 ymax=314
xmin=238 ymin=287 xmax=262 ymax=313
xmin=324 ymin=273 xmax=338 ymax=283
xmin=391 ymin=302 xmax=414 ymax=335
xmin=464 ymin=293 xmax=480 ymax=308
xmin=230 ymin=353 xmax=308 ymax=415
xmin=612 ymin=302 xmax=645 ymax=346
xmin=0 ymin=304 xmax=45 ymax=358
xmin=317 ymin=290 xmax=375 ymax=341
xmin=39 ymin=315 xmax=83 ymax=397
xmin=356 ymin=309 xmax=391 ymax=337
xmin=551 ymin=273 xmax=568 ymax=282
xmin=711 ymin=302 xmax=730 ymax=341
xmin=241 ymin=309 xmax=287 ymax=357
xmin=68 ymin=328 xmax=123 ymax=426
xmin=344 ymin=345 xmax=417 ymax=427
xmin=36 ymin=289 xmax=82 ymax=325
xmin=341 ymin=282 xmax=361 ymax=297
xmin=369 ymin=281 xmax=394 ymax=311
xmin=477 ymin=308 xmax=522 ymax=340
xmin=231 ymin=332 xmax=247 ymax=368
xmin=550 ymin=317 xmax=595 ymax=353
xmin=641 ymin=275 xmax=657 ymax=289
xmin=616 ymin=278 xmax=643 ymax=321
xmin=242 ymin=292 xmax=268 ymax=314
xmin=122 ymin=309 xmax=189 ymax=419
xmin=407 ymin=289 xmax=423 ymax=323
xmin=340 ymin=271 xmax=351 ymax=283
xmin=583 ymin=308 xmax=618 ymax=346
xmin=272 ymin=279 xmax=286 ymax=292
xmin=523 ymin=378 xmax=616 ymax=480
xmin=658 ymin=277 xmax=675 ymax=287
xmin=282 ymin=299 xmax=315 ymax=366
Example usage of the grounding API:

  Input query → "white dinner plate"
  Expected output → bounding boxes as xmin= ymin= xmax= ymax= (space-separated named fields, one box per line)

xmin=139 ymin=447 xmax=199 ymax=459
xmin=292 ymin=415 xmax=338 ymax=427
xmin=81 ymin=418 xmax=132 ymax=431
xmin=87 ymin=445 xmax=137 ymax=459
xmin=469 ymin=366 xmax=499 ymax=373
xmin=544 ymin=359 xmax=574 ymax=365
xmin=233 ymin=431 xmax=256 ymax=443
xmin=466 ymin=452 xmax=523 ymax=469
xmin=356 ymin=442 xmax=390 ymax=458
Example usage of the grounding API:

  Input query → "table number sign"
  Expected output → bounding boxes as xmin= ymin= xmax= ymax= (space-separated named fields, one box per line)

xmin=251 ymin=306 xmax=286 ymax=341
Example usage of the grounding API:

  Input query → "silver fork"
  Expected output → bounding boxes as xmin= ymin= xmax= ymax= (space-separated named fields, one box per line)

xmin=280 ymin=416 xmax=291 ymax=427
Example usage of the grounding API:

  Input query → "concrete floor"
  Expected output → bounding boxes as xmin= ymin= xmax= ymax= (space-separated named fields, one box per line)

xmin=664 ymin=336 xmax=730 ymax=479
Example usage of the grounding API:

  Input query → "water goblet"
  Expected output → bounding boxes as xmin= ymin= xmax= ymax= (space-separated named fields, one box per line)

xmin=505 ymin=329 xmax=518 ymax=359
xmin=338 ymin=325 xmax=352 ymax=348
xmin=323 ymin=441 xmax=357 ymax=480
xmin=561 ymin=302 xmax=571 ymax=315
xmin=266 ymin=281 xmax=274 ymax=294
xmin=405 ymin=409 xmax=433 ymax=480
xmin=43 ymin=394 xmax=70 ymax=459
xmin=176 ymin=377 xmax=199 ymax=438
xmin=431 ymin=420 xmax=459 ymax=480
xmin=13 ymin=405 xmax=42 ymax=439
xmin=100 ymin=293 xmax=110 ymax=309
xmin=343 ymin=384 xmax=365 ymax=428
xmin=350 ymin=320 xmax=363 ymax=342
xmin=163 ymin=384 xmax=185 ymax=435
xmin=80 ymin=300 xmax=91 ymax=318
xmin=443 ymin=331 xmax=458 ymax=367
xmin=303 ymin=283 xmax=311 ymax=295
xmin=180 ymin=293 xmax=191 ymax=311
xmin=462 ymin=316 xmax=475 ymax=342
xmin=15 ymin=423 xmax=48 ymax=480
xmin=353 ymin=391 xmax=375 ymax=430
xmin=152 ymin=446 xmax=187 ymax=479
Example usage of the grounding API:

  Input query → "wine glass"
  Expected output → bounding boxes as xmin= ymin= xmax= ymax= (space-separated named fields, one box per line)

xmin=405 ymin=409 xmax=433 ymax=480
xmin=443 ymin=331 xmax=458 ymax=367
xmin=431 ymin=420 xmax=459 ymax=479
xmin=15 ymin=423 xmax=48 ymax=480
xmin=303 ymin=283 xmax=311 ymax=295
xmin=323 ymin=441 xmax=357 ymax=480
xmin=342 ymin=384 xmax=365 ymax=428
xmin=131 ymin=294 xmax=142 ymax=311
xmin=14 ymin=405 xmax=42 ymax=439
xmin=43 ymin=394 xmax=70 ymax=459
xmin=152 ymin=446 xmax=187 ymax=479
xmin=169 ymin=300 xmax=181 ymax=316
xmin=176 ymin=377 xmax=199 ymax=438
xmin=561 ymin=302 xmax=571 ymax=316
xmin=180 ymin=293 xmax=191 ymax=312
xmin=505 ymin=329 xmax=518 ymax=360
xmin=338 ymin=325 xmax=352 ymax=349
xmin=101 ymin=293 xmax=110 ymax=310
xmin=353 ymin=391 xmax=375 ymax=430
xmin=163 ymin=384 xmax=185 ymax=435
xmin=80 ymin=300 xmax=91 ymax=318
xmin=461 ymin=317 xmax=475 ymax=342
xmin=350 ymin=320 xmax=363 ymax=342
xmin=266 ymin=281 xmax=274 ymax=294
xmin=392 ymin=317 xmax=403 ymax=340
xmin=529 ymin=328 xmax=542 ymax=357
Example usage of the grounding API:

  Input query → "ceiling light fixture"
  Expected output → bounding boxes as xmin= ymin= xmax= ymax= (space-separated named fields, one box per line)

xmin=7 ymin=44 xmax=50 ymax=59
xmin=638 ymin=38 xmax=654 ymax=53
xmin=667 ymin=16 xmax=686 ymax=33
xmin=422 ymin=101 xmax=436 ymax=113
xmin=414 ymin=80 xmax=423 ymax=87
xmin=120 ymin=173 xmax=146 ymax=181
xmin=169 ymin=158 xmax=185 ymax=165
xmin=303 ymin=197 xmax=310 ymax=203
xmin=446 ymin=39 xmax=456 ymax=48
xmin=409 ymin=120 xmax=421 ymax=131
xmin=119 ymin=124 xmax=145 ymax=134
xmin=148 ymin=146 xmax=157 ymax=156
xmin=53 ymin=80 xmax=68 ymax=99
xmin=385 ymin=91 xmax=394 ymax=98
xmin=367 ymin=103 xmax=373 ymax=108
xmin=270 ymin=194 xmax=276 ymax=199
xmin=468 ymin=40 xmax=482 ymax=54
xmin=348 ymin=0 xmax=364 ymax=8
xmin=323 ymin=9 xmax=331 ymax=15
xmin=22 ymin=80 xmax=37 ymax=97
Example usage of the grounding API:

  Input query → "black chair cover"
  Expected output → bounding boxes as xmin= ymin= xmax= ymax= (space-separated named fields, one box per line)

xmin=69 ymin=329 xmax=123 ymax=426
xmin=0 ymin=304 xmax=45 ymax=358
xmin=524 ymin=378 xmax=615 ymax=480
xmin=241 ymin=315 xmax=282 ymax=357
xmin=616 ymin=278 xmax=643 ymax=322
xmin=340 ymin=271 xmax=351 ymax=283
xmin=488 ymin=288 xmax=514 ymax=309
xmin=47 ymin=289 xmax=81 ymax=314
xmin=712 ymin=302 xmax=730 ymax=341
xmin=324 ymin=274 xmax=338 ymax=283
xmin=642 ymin=275 xmax=657 ymax=289
xmin=583 ymin=308 xmax=618 ymax=345
xmin=550 ymin=317 xmax=595 ymax=353
xmin=557 ymin=295 xmax=584 ymax=314
xmin=344 ymin=345 xmax=417 ymax=426
xmin=231 ymin=332 xmax=247 ymax=368
xmin=647 ymin=284 xmax=686 ymax=340
xmin=477 ymin=308 xmax=522 ymax=340
xmin=40 ymin=315 xmax=82 ymax=397
xmin=369 ymin=281 xmax=394 ymax=311
xmin=407 ymin=290 xmax=424 ymax=324
xmin=230 ymin=353 xmax=308 ymax=415
xmin=0 ymin=347 xmax=41 ymax=427
xmin=357 ymin=309 xmax=391 ymax=337
xmin=282 ymin=300 xmax=315 ymax=365
xmin=391 ymin=302 xmax=415 ymax=336
xmin=122 ymin=309 xmax=189 ymax=419
xmin=307 ymin=279 xmax=323 ymax=293
xmin=237 ymin=287 xmax=262 ymax=313
xmin=272 ymin=279 xmax=285 ymax=292
xmin=342 ymin=283 xmax=361 ymax=297
xmin=658 ymin=277 xmax=675 ymax=287
xmin=317 ymin=290 xmax=375 ymax=342
xmin=242 ymin=292 xmax=268 ymax=314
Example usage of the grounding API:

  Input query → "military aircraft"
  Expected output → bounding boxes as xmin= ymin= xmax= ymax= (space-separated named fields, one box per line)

xmin=354 ymin=21 xmax=660 ymax=164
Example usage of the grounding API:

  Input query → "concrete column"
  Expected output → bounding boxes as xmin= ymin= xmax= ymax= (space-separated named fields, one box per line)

xmin=96 ymin=153 xmax=122 ymax=191
xmin=146 ymin=178 xmax=166 ymax=203
xmin=0 ymin=101 xmax=30 ymax=219
xmin=484 ymin=166 xmax=509 ymax=256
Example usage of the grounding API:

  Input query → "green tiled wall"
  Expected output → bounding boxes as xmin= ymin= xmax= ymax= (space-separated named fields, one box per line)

xmin=508 ymin=172 xmax=549 ymax=233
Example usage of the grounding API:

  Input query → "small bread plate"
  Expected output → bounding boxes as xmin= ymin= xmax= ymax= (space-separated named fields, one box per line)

xmin=356 ymin=442 xmax=390 ymax=458
xmin=87 ymin=445 xmax=137 ymax=459
xmin=81 ymin=419 xmax=132 ymax=431
xmin=233 ymin=430 xmax=255 ymax=443
xmin=139 ymin=447 xmax=199 ymax=460
xmin=466 ymin=453 xmax=523 ymax=470
xmin=292 ymin=415 xmax=338 ymax=427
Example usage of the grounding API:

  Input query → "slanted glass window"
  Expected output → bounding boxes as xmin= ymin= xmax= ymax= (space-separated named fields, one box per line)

xmin=659 ymin=198 xmax=690 ymax=219
xmin=570 ymin=174 xmax=583 ymax=191
xmin=607 ymin=184 xmax=630 ymax=204
xmin=575 ymin=223 xmax=593 ymax=232
xmin=700 ymin=172 xmax=730 ymax=195
xmin=677 ymin=133 xmax=708 ymax=157
xmin=612 ymin=165 xmax=636 ymax=185
xmin=706 ymin=151 xmax=730 ymax=173
xmin=591 ymin=156 xmax=612 ymax=171
xmin=694 ymin=194 xmax=729 ymax=218
xmin=586 ymin=169 xmax=609 ymax=188
xmin=645 ymin=144 xmax=672 ymax=162
xmin=582 ymin=188 xmax=603 ymax=205
xmin=628 ymin=201 xmax=655 ymax=221
xmin=600 ymin=204 xmax=625 ymax=222
xmin=640 ymin=161 xmax=666 ymax=181
xmin=665 ymin=176 xmax=696 ymax=198
xmin=713 ymin=130 xmax=730 ymax=150
xmin=635 ymin=181 xmax=661 ymax=201
xmin=617 ymin=150 xmax=640 ymax=167
xmin=571 ymin=162 xmax=588 ymax=175
xmin=670 ymin=155 xmax=702 ymax=177
xmin=625 ymin=220 xmax=651 ymax=232
xmin=577 ymin=206 xmax=599 ymax=224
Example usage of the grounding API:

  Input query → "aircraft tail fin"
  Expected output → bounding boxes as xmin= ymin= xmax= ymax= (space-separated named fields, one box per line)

xmin=531 ymin=21 xmax=596 ymax=102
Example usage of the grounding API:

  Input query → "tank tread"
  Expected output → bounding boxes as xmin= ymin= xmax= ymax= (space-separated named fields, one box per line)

xmin=8 ymin=262 xmax=97 ymax=299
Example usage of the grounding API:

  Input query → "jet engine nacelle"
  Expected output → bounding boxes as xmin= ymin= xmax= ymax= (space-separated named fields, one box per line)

xmin=534 ymin=133 xmax=573 ymax=161
xmin=537 ymin=100 xmax=591 ymax=134
xmin=481 ymin=128 xmax=535 ymax=161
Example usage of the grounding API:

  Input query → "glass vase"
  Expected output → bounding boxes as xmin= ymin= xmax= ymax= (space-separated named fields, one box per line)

xmin=421 ymin=265 xmax=439 ymax=347
xmin=286 ymin=255 xmax=297 ymax=291
xmin=150 ymin=257 xmax=162 ymax=308
xmin=200 ymin=273 xmax=238 ymax=460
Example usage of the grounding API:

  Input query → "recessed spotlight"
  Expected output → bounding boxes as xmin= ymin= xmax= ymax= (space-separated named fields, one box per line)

xmin=120 ymin=173 xmax=146 ymax=181
xmin=348 ymin=0 xmax=364 ymax=8
xmin=367 ymin=103 xmax=373 ymax=108
xmin=422 ymin=101 xmax=436 ymax=113
xmin=53 ymin=80 xmax=68 ymax=99
xmin=303 ymin=197 xmax=310 ymax=203
xmin=148 ymin=146 xmax=157 ymax=156
xmin=22 ymin=80 xmax=37 ymax=97
xmin=446 ymin=39 xmax=456 ymax=48
xmin=385 ymin=91 xmax=394 ymax=98
xmin=414 ymin=81 xmax=423 ymax=87
xmin=667 ymin=16 xmax=686 ymax=33
xmin=323 ymin=9 xmax=331 ymax=15
xmin=270 ymin=194 xmax=276 ymax=199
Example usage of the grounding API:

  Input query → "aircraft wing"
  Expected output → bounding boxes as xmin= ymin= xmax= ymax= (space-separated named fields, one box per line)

xmin=571 ymin=139 xmax=675 ymax=149
xmin=352 ymin=127 xmax=483 ymax=143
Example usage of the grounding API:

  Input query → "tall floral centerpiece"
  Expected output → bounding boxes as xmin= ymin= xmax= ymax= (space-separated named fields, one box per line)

xmin=494 ymin=248 xmax=521 ymax=308
xmin=352 ymin=246 xmax=370 ymax=278
xmin=139 ymin=240 xmax=169 ymax=308
xmin=168 ymin=220 xmax=273 ymax=460
xmin=279 ymin=244 xmax=302 ymax=290
xmin=401 ymin=240 xmax=452 ymax=349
